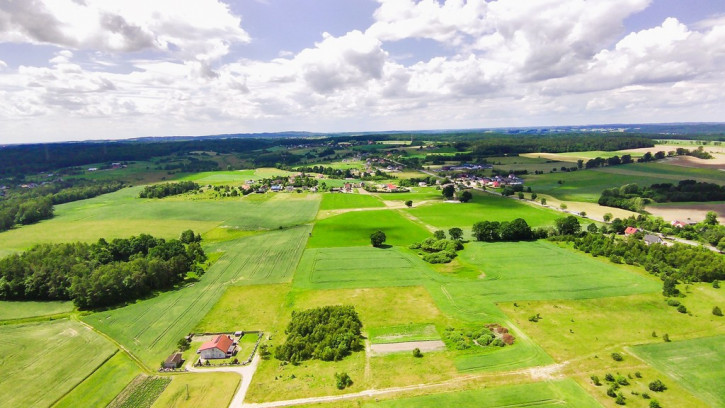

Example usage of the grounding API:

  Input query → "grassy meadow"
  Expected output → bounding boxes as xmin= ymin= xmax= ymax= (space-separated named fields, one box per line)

xmin=319 ymin=192 xmax=385 ymax=210
xmin=0 ymin=300 xmax=74 ymax=321
xmin=0 ymin=320 xmax=117 ymax=408
xmin=308 ymin=210 xmax=430 ymax=248
xmin=634 ymin=335 xmax=725 ymax=408
xmin=83 ymin=226 xmax=311 ymax=366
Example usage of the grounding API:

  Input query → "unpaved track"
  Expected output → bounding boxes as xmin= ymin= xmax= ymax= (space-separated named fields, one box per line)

xmin=186 ymin=354 xmax=261 ymax=408
xmin=370 ymin=340 xmax=446 ymax=355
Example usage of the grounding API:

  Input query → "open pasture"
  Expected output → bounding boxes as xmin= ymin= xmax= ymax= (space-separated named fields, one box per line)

xmin=194 ymin=284 xmax=290 ymax=333
xmin=307 ymin=210 xmax=430 ymax=248
xmin=0 ymin=187 xmax=320 ymax=254
xmin=319 ymin=193 xmax=385 ymax=210
xmin=55 ymin=352 xmax=140 ymax=408
xmin=0 ymin=300 xmax=74 ymax=321
xmin=364 ymin=379 xmax=600 ymax=408
xmin=407 ymin=191 xmax=562 ymax=230
xmin=634 ymin=335 xmax=725 ymax=408
xmin=370 ymin=186 xmax=444 ymax=202
xmin=294 ymin=247 xmax=436 ymax=289
xmin=84 ymin=226 xmax=310 ymax=366
xmin=0 ymin=320 xmax=116 ymax=408
xmin=368 ymin=324 xmax=440 ymax=344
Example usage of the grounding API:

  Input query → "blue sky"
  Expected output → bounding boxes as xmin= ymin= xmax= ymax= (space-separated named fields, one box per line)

xmin=1 ymin=0 xmax=724 ymax=143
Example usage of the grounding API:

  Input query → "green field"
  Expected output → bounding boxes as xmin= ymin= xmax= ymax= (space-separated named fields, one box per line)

xmin=55 ymin=352 xmax=140 ymax=408
xmin=0 ymin=320 xmax=116 ymax=408
xmin=84 ymin=226 xmax=311 ymax=366
xmin=370 ymin=186 xmax=444 ymax=202
xmin=151 ymin=373 xmax=240 ymax=408
xmin=0 ymin=187 xmax=320 ymax=255
xmin=368 ymin=324 xmax=440 ymax=344
xmin=526 ymin=162 xmax=725 ymax=203
xmin=108 ymin=375 xmax=171 ymax=408
xmin=319 ymin=193 xmax=385 ymax=210
xmin=308 ymin=210 xmax=430 ymax=248
xmin=365 ymin=379 xmax=600 ymax=407
xmin=294 ymin=247 xmax=437 ymax=290
xmin=407 ymin=191 xmax=562 ymax=231
xmin=195 ymin=284 xmax=290 ymax=333
xmin=634 ymin=335 xmax=725 ymax=407
xmin=178 ymin=168 xmax=294 ymax=185
xmin=0 ymin=300 xmax=74 ymax=321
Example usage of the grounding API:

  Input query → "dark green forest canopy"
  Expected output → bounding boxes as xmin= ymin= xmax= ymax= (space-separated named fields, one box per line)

xmin=274 ymin=305 xmax=363 ymax=363
xmin=599 ymin=180 xmax=725 ymax=212
xmin=0 ymin=232 xmax=205 ymax=309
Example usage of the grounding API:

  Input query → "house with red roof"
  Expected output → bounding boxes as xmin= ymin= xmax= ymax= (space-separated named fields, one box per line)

xmin=624 ymin=227 xmax=639 ymax=235
xmin=198 ymin=335 xmax=235 ymax=360
xmin=671 ymin=220 xmax=688 ymax=228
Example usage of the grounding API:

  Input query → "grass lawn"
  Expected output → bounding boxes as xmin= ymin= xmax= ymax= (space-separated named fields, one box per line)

xmin=151 ymin=372 xmax=240 ymax=408
xmin=319 ymin=193 xmax=385 ymax=210
xmin=0 ymin=319 xmax=116 ymax=408
xmin=307 ymin=210 xmax=430 ymax=248
xmin=364 ymin=379 xmax=600 ymax=408
xmin=368 ymin=324 xmax=440 ymax=344
xmin=294 ymin=247 xmax=437 ymax=290
xmin=0 ymin=300 xmax=74 ymax=321
xmin=633 ymin=335 xmax=725 ymax=408
xmin=84 ymin=226 xmax=310 ymax=367
xmin=0 ymin=187 xmax=320 ymax=255
xmin=55 ymin=351 xmax=141 ymax=408
xmin=407 ymin=191 xmax=562 ymax=231
xmin=194 ymin=284 xmax=291 ymax=333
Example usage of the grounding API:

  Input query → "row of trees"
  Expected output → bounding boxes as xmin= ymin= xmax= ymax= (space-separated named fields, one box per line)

xmin=139 ymin=181 xmax=200 ymax=198
xmin=599 ymin=181 xmax=725 ymax=212
xmin=561 ymin=232 xmax=725 ymax=283
xmin=0 ymin=196 xmax=54 ymax=231
xmin=0 ymin=231 xmax=206 ymax=308
xmin=274 ymin=305 xmax=363 ymax=363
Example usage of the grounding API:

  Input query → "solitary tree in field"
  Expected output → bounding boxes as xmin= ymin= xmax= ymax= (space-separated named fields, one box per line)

xmin=448 ymin=227 xmax=463 ymax=241
xmin=603 ymin=213 xmax=613 ymax=222
xmin=442 ymin=185 xmax=455 ymax=200
xmin=405 ymin=200 xmax=413 ymax=208
xmin=540 ymin=198 xmax=547 ymax=205
xmin=370 ymin=230 xmax=387 ymax=247
xmin=459 ymin=190 xmax=473 ymax=202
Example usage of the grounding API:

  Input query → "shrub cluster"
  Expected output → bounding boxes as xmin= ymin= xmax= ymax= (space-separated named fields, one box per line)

xmin=409 ymin=236 xmax=463 ymax=264
xmin=139 ymin=181 xmax=200 ymax=198
xmin=274 ymin=305 xmax=363 ymax=363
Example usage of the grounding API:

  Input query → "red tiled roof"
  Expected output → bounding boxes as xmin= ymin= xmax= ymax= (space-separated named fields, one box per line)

xmin=387 ymin=184 xmax=396 ymax=189
xmin=199 ymin=335 xmax=233 ymax=353
xmin=624 ymin=227 xmax=638 ymax=235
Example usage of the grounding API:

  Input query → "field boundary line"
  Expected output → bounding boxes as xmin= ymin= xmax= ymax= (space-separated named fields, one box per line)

xmin=75 ymin=317 xmax=152 ymax=373
xmin=48 ymin=349 xmax=120 ymax=408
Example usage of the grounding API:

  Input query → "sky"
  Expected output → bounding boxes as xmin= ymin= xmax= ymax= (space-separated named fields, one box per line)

xmin=1 ymin=0 xmax=725 ymax=143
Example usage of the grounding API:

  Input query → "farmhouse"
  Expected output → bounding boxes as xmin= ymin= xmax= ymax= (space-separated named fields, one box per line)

xmin=198 ymin=335 xmax=236 ymax=359
xmin=644 ymin=234 xmax=664 ymax=245
xmin=671 ymin=220 xmax=688 ymax=228
xmin=163 ymin=352 xmax=184 ymax=369
xmin=624 ymin=227 xmax=639 ymax=235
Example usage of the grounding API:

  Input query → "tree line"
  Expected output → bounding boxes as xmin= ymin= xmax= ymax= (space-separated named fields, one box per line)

xmin=139 ymin=181 xmax=200 ymax=198
xmin=274 ymin=305 xmax=363 ymax=363
xmin=599 ymin=181 xmax=725 ymax=212
xmin=0 ymin=180 xmax=126 ymax=232
xmin=0 ymin=231 xmax=205 ymax=308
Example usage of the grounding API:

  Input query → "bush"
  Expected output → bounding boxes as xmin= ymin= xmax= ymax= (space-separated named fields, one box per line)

xmin=663 ymin=333 xmax=670 ymax=342
xmin=370 ymin=230 xmax=386 ymax=247
xmin=615 ymin=393 xmax=626 ymax=405
xmin=607 ymin=387 xmax=617 ymax=398
xmin=649 ymin=400 xmax=661 ymax=408
xmin=677 ymin=304 xmax=687 ymax=313
xmin=648 ymin=379 xmax=667 ymax=392
xmin=605 ymin=373 xmax=615 ymax=382
xmin=713 ymin=306 xmax=723 ymax=316
xmin=666 ymin=299 xmax=680 ymax=307
xmin=335 ymin=372 xmax=353 ymax=390
xmin=616 ymin=375 xmax=629 ymax=386
xmin=611 ymin=352 xmax=623 ymax=361
xmin=591 ymin=375 xmax=601 ymax=386
xmin=412 ymin=348 xmax=423 ymax=358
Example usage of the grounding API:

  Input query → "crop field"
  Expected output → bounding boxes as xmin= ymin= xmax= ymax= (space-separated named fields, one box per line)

xmin=633 ymin=335 xmax=725 ymax=408
xmin=368 ymin=324 xmax=440 ymax=344
xmin=0 ymin=300 xmax=74 ymax=321
xmin=55 ymin=351 xmax=140 ymax=408
xmin=195 ymin=284 xmax=290 ymax=333
xmin=107 ymin=375 xmax=171 ymax=408
xmin=151 ymin=373 xmax=240 ymax=408
xmin=596 ymin=162 xmax=725 ymax=185
xmin=646 ymin=201 xmax=725 ymax=223
xmin=441 ymin=241 xmax=659 ymax=321
xmin=84 ymin=226 xmax=311 ymax=366
xmin=319 ymin=193 xmax=385 ymax=210
xmin=407 ymin=192 xmax=562 ymax=230
xmin=0 ymin=320 xmax=116 ymax=408
xmin=307 ymin=210 xmax=430 ymax=248
xmin=365 ymin=379 xmax=600 ymax=408
xmin=294 ymin=247 xmax=436 ymax=290
xmin=370 ymin=186 xmax=444 ymax=202
xmin=0 ymin=187 xmax=320 ymax=254
xmin=178 ymin=168 xmax=294 ymax=185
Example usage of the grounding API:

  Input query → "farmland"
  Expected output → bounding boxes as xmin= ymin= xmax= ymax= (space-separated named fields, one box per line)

xmin=83 ymin=226 xmax=311 ymax=366
xmin=319 ymin=192 xmax=385 ymax=210
xmin=0 ymin=300 xmax=74 ymax=321
xmin=107 ymin=375 xmax=171 ymax=408
xmin=55 ymin=352 xmax=141 ymax=408
xmin=0 ymin=320 xmax=117 ymax=408
xmin=308 ymin=209 xmax=430 ymax=248
xmin=151 ymin=373 xmax=240 ymax=408
xmin=634 ymin=335 xmax=725 ymax=407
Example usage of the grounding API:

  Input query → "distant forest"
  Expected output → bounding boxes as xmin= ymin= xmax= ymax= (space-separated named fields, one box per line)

xmin=0 ymin=132 xmax=655 ymax=177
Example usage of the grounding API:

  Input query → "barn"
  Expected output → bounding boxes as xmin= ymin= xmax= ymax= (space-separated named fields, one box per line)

xmin=198 ymin=335 xmax=235 ymax=360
